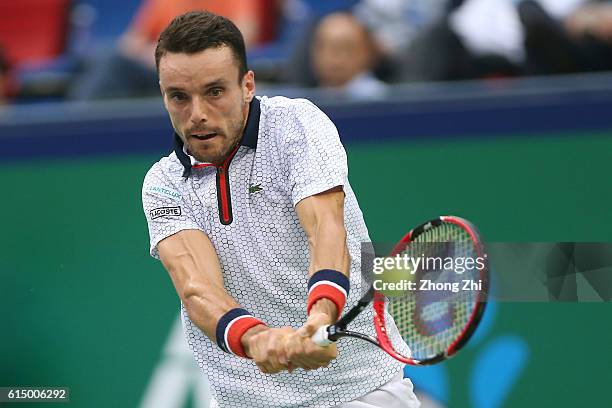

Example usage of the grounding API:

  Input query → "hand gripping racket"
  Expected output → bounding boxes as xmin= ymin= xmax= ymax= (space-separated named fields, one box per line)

xmin=312 ymin=216 xmax=488 ymax=365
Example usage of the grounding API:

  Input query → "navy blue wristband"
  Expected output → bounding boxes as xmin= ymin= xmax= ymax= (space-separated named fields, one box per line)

xmin=307 ymin=269 xmax=350 ymax=316
xmin=215 ymin=308 xmax=265 ymax=358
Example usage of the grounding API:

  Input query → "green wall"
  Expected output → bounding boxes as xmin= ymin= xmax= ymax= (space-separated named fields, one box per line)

xmin=1 ymin=131 xmax=610 ymax=407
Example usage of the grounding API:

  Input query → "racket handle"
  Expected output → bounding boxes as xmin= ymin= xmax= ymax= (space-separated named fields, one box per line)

xmin=312 ymin=325 xmax=334 ymax=346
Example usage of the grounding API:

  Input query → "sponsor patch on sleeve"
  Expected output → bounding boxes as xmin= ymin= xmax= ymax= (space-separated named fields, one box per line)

xmin=150 ymin=206 xmax=182 ymax=220
xmin=146 ymin=186 xmax=182 ymax=200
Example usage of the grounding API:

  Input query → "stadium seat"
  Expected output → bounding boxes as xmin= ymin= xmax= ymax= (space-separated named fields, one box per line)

xmin=0 ymin=0 xmax=71 ymax=66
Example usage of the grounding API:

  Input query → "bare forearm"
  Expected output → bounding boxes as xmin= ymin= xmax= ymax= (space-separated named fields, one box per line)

xmin=308 ymin=221 xmax=350 ymax=275
xmin=182 ymin=282 xmax=241 ymax=340
xmin=175 ymin=260 xmax=271 ymax=360
xmin=166 ymin=257 xmax=241 ymax=339
xmin=159 ymin=230 xmax=246 ymax=343
xmin=308 ymin=221 xmax=351 ymax=322
xmin=296 ymin=189 xmax=352 ymax=322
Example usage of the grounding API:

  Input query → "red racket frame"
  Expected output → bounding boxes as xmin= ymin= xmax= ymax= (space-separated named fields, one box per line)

xmin=372 ymin=215 xmax=489 ymax=365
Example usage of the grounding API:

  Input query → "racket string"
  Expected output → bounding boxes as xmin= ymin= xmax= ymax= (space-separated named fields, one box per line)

xmin=387 ymin=223 xmax=482 ymax=361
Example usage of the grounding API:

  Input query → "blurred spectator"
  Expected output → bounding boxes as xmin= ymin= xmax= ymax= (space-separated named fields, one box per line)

xmin=565 ymin=1 xmax=612 ymax=40
xmin=396 ymin=0 xmax=526 ymax=81
xmin=69 ymin=0 xmax=280 ymax=100
xmin=354 ymin=0 xmax=451 ymax=60
xmin=285 ymin=0 xmax=453 ymax=87
xmin=354 ymin=0 xmax=454 ymax=82
xmin=397 ymin=0 xmax=591 ymax=82
xmin=450 ymin=0 xmax=526 ymax=68
xmin=522 ymin=0 xmax=612 ymax=75
xmin=0 ymin=0 xmax=72 ymax=101
xmin=310 ymin=12 xmax=387 ymax=99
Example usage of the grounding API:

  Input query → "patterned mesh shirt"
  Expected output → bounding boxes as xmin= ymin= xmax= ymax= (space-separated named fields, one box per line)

xmin=142 ymin=96 xmax=408 ymax=408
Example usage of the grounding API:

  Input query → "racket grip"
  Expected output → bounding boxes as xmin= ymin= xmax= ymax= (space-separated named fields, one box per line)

xmin=312 ymin=325 xmax=334 ymax=346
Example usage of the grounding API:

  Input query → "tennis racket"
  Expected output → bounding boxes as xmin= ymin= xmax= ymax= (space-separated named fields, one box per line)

xmin=312 ymin=215 xmax=488 ymax=365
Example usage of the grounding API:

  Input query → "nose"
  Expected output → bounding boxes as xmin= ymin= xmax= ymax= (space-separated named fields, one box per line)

xmin=190 ymin=95 xmax=208 ymax=124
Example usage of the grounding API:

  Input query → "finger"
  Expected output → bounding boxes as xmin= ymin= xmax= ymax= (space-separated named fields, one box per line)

xmin=259 ymin=359 xmax=286 ymax=374
xmin=275 ymin=334 xmax=294 ymax=368
xmin=284 ymin=334 xmax=304 ymax=362
xmin=296 ymin=321 xmax=318 ymax=337
xmin=288 ymin=346 xmax=323 ymax=371
xmin=267 ymin=365 xmax=286 ymax=374
xmin=287 ymin=346 xmax=318 ymax=370
xmin=267 ymin=359 xmax=287 ymax=373
xmin=287 ymin=356 xmax=316 ymax=371
xmin=303 ymin=343 xmax=338 ymax=366
xmin=266 ymin=332 xmax=291 ymax=373
xmin=301 ymin=356 xmax=332 ymax=368
xmin=298 ymin=312 xmax=331 ymax=337
xmin=277 ymin=334 xmax=291 ymax=365
xmin=257 ymin=362 xmax=270 ymax=374
xmin=285 ymin=333 xmax=330 ymax=370
xmin=301 ymin=362 xmax=320 ymax=371
xmin=287 ymin=353 xmax=309 ymax=370
xmin=264 ymin=349 xmax=282 ymax=373
xmin=252 ymin=339 xmax=276 ymax=374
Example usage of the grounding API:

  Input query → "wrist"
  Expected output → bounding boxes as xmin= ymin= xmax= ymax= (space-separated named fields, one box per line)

xmin=241 ymin=324 xmax=268 ymax=358
xmin=307 ymin=269 xmax=350 ymax=320
xmin=309 ymin=298 xmax=337 ymax=324
xmin=215 ymin=308 xmax=267 ymax=358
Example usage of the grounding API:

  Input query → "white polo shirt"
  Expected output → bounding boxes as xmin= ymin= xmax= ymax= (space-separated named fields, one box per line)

xmin=142 ymin=96 xmax=407 ymax=408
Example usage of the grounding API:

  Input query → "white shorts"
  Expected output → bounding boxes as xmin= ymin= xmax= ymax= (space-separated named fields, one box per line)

xmin=335 ymin=373 xmax=421 ymax=408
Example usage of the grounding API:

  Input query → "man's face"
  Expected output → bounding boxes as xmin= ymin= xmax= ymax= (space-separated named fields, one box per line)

xmin=311 ymin=13 xmax=372 ymax=88
xmin=159 ymin=46 xmax=255 ymax=165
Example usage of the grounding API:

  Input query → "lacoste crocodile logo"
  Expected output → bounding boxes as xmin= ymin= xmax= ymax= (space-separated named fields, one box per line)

xmin=248 ymin=184 xmax=263 ymax=194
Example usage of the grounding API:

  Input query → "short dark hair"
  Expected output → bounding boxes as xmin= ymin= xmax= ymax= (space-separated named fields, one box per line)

xmin=155 ymin=11 xmax=248 ymax=79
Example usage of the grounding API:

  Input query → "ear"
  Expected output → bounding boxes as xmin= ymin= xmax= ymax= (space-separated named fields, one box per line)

xmin=243 ymin=70 xmax=256 ymax=103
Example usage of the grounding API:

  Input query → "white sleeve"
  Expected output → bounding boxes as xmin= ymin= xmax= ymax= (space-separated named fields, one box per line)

xmin=142 ymin=164 xmax=202 ymax=259
xmin=280 ymin=100 xmax=348 ymax=206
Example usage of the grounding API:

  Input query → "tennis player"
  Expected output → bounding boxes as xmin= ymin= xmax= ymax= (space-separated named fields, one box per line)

xmin=142 ymin=11 xmax=419 ymax=408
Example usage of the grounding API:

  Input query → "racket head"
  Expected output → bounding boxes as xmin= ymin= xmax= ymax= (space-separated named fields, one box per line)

xmin=373 ymin=215 xmax=488 ymax=365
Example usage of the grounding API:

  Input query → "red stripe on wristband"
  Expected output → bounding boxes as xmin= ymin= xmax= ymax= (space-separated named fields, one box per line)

xmin=307 ymin=282 xmax=347 ymax=318
xmin=225 ymin=315 xmax=265 ymax=358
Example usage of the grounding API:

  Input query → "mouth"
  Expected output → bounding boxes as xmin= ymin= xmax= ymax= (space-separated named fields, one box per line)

xmin=190 ymin=132 xmax=218 ymax=141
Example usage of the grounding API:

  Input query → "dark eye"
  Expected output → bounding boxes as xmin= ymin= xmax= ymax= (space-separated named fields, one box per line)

xmin=170 ymin=92 xmax=187 ymax=102
xmin=209 ymin=88 xmax=223 ymax=97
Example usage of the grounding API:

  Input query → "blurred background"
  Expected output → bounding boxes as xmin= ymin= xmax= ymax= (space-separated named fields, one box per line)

xmin=0 ymin=0 xmax=611 ymax=407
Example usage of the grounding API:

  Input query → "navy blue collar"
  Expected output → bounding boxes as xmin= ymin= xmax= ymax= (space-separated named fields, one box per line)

xmin=174 ymin=97 xmax=261 ymax=178
xmin=241 ymin=97 xmax=260 ymax=149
